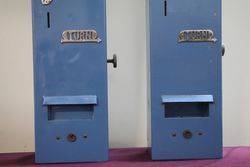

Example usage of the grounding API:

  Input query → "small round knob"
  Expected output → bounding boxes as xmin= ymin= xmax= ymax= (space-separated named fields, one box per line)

xmin=183 ymin=130 xmax=193 ymax=139
xmin=67 ymin=134 xmax=77 ymax=142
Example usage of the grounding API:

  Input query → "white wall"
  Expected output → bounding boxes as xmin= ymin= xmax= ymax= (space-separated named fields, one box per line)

xmin=0 ymin=1 xmax=34 ymax=153
xmin=107 ymin=0 xmax=147 ymax=148
xmin=0 ymin=0 xmax=249 ymax=153
xmin=222 ymin=0 xmax=250 ymax=146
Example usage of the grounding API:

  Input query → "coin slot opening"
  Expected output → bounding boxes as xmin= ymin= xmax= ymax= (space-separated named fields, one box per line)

xmin=47 ymin=12 xmax=50 ymax=28
xmin=164 ymin=0 xmax=167 ymax=16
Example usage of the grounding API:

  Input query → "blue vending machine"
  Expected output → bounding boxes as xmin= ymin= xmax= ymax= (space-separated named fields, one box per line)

xmin=147 ymin=0 xmax=223 ymax=160
xmin=32 ymin=0 xmax=116 ymax=163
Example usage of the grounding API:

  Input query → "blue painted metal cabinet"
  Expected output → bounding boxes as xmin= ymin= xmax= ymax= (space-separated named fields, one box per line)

xmin=147 ymin=0 xmax=222 ymax=160
xmin=32 ymin=0 xmax=108 ymax=163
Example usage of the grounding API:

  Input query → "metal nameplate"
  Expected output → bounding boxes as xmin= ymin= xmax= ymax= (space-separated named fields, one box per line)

xmin=178 ymin=30 xmax=217 ymax=43
xmin=61 ymin=30 xmax=102 ymax=44
xmin=41 ymin=0 xmax=53 ymax=5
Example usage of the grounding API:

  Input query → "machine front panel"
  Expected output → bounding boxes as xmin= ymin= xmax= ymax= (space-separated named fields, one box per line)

xmin=32 ymin=0 xmax=108 ymax=163
xmin=148 ymin=0 xmax=222 ymax=160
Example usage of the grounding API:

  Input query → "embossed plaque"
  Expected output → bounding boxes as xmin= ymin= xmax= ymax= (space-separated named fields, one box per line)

xmin=61 ymin=30 xmax=102 ymax=44
xmin=178 ymin=30 xmax=217 ymax=43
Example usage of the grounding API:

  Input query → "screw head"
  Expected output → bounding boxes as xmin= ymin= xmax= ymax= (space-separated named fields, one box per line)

xmin=41 ymin=0 xmax=52 ymax=5
xmin=172 ymin=132 xmax=177 ymax=137
xmin=83 ymin=134 xmax=88 ymax=139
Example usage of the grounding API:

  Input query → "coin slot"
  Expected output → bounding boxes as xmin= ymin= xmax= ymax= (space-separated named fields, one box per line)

xmin=47 ymin=12 xmax=50 ymax=28
xmin=164 ymin=0 xmax=167 ymax=16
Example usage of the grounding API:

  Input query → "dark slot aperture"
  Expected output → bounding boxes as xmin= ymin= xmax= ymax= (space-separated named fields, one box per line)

xmin=48 ymin=105 xmax=94 ymax=120
xmin=165 ymin=102 xmax=209 ymax=118
xmin=164 ymin=0 xmax=167 ymax=16
xmin=47 ymin=12 xmax=51 ymax=28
